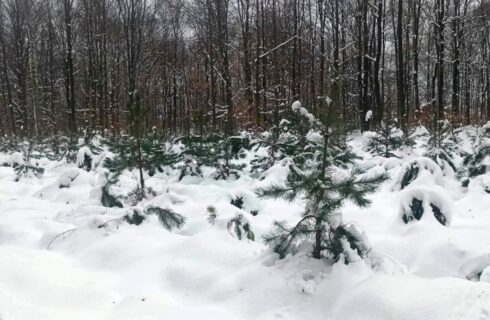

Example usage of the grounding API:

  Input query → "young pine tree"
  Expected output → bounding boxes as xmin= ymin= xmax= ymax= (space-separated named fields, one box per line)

xmin=366 ymin=117 xmax=412 ymax=158
xmin=458 ymin=122 xmax=490 ymax=186
xmin=257 ymin=100 xmax=388 ymax=261
xmin=250 ymin=115 xmax=306 ymax=174
xmin=179 ymin=134 xmax=248 ymax=180
xmin=425 ymin=120 xmax=462 ymax=173
xmin=14 ymin=140 xmax=44 ymax=180
xmin=104 ymin=92 xmax=176 ymax=204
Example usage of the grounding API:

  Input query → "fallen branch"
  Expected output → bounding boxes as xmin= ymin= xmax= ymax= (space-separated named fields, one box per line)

xmin=46 ymin=228 xmax=77 ymax=250
xmin=97 ymin=217 xmax=125 ymax=229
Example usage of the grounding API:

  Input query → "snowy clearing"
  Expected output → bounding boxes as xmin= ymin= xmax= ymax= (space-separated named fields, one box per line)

xmin=1 ymin=129 xmax=490 ymax=320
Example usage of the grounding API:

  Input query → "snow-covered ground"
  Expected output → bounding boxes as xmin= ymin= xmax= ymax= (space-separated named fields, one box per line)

xmin=1 ymin=132 xmax=490 ymax=320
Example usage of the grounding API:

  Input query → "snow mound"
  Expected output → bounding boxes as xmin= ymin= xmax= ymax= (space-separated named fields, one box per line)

xmin=0 ymin=246 xmax=117 ymax=319
xmin=399 ymin=186 xmax=453 ymax=226
xmin=467 ymin=174 xmax=490 ymax=194
xmin=332 ymin=275 xmax=490 ymax=320
xmin=6 ymin=151 xmax=24 ymax=166
xmin=393 ymin=157 xmax=444 ymax=190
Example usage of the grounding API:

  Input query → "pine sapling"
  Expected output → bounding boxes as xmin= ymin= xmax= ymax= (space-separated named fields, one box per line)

xmin=257 ymin=100 xmax=388 ymax=261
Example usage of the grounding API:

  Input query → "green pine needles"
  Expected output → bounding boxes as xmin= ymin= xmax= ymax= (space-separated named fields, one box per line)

xmin=258 ymin=164 xmax=387 ymax=260
xmin=425 ymin=120 xmax=463 ymax=173
xmin=13 ymin=141 xmax=44 ymax=181
xmin=459 ymin=144 xmax=490 ymax=187
xmin=257 ymin=100 xmax=388 ymax=261
xmin=227 ymin=214 xmax=255 ymax=241
xmin=366 ymin=118 xmax=413 ymax=158
xmin=145 ymin=206 xmax=186 ymax=231
xmin=123 ymin=206 xmax=186 ymax=231
xmin=14 ymin=163 xmax=44 ymax=180
xmin=179 ymin=134 xmax=248 ymax=180
xmin=250 ymin=118 xmax=302 ymax=173
xmin=103 ymin=94 xmax=178 ymax=204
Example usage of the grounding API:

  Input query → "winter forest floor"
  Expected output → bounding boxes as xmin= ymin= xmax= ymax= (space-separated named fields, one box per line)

xmin=1 ymin=128 xmax=490 ymax=320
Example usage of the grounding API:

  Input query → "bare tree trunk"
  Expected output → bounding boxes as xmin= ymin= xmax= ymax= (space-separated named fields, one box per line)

xmin=0 ymin=2 xmax=15 ymax=135
xmin=63 ymin=0 xmax=77 ymax=136
xmin=434 ymin=0 xmax=446 ymax=121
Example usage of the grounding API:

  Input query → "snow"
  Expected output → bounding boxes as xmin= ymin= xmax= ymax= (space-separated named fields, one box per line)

xmin=392 ymin=157 xmax=445 ymax=191
xmin=365 ymin=110 xmax=373 ymax=122
xmin=76 ymin=146 xmax=94 ymax=168
xmin=7 ymin=151 xmax=24 ymax=166
xmin=398 ymin=185 xmax=454 ymax=225
xmin=291 ymin=100 xmax=316 ymax=124
xmin=291 ymin=100 xmax=302 ymax=112
xmin=1 ymin=127 xmax=490 ymax=319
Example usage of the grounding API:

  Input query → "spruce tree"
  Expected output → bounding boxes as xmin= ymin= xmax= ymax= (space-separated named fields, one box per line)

xmin=257 ymin=100 xmax=388 ymax=261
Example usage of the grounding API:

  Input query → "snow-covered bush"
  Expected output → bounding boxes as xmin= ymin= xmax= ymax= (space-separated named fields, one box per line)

xmin=364 ymin=120 xmax=412 ymax=158
xmin=459 ymin=143 xmax=490 ymax=187
xmin=330 ymin=223 xmax=371 ymax=262
xmin=226 ymin=214 xmax=255 ymax=241
xmin=249 ymin=119 xmax=303 ymax=174
xmin=178 ymin=134 xmax=248 ymax=180
xmin=14 ymin=163 xmax=44 ymax=180
xmin=205 ymin=207 xmax=255 ymax=241
xmin=425 ymin=120 xmax=464 ymax=174
xmin=229 ymin=190 xmax=261 ymax=216
xmin=57 ymin=168 xmax=81 ymax=189
xmin=77 ymin=146 xmax=94 ymax=172
xmin=178 ymin=158 xmax=203 ymax=181
xmin=393 ymin=157 xmax=444 ymax=190
xmin=11 ymin=141 xmax=44 ymax=181
xmin=0 ymin=135 xmax=21 ymax=154
xmin=101 ymin=180 xmax=124 ymax=208
xmin=399 ymin=187 xmax=453 ymax=226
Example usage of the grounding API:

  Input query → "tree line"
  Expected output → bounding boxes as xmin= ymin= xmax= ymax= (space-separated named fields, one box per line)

xmin=0 ymin=0 xmax=488 ymax=138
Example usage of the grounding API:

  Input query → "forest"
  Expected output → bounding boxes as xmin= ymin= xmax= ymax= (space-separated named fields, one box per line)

xmin=0 ymin=0 xmax=488 ymax=138
xmin=0 ymin=0 xmax=490 ymax=319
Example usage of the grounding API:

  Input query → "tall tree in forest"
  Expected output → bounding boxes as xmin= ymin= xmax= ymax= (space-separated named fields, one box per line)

xmin=61 ymin=0 xmax=77 ymax=136
xmin=0 ymin=0 xmax=15 ymax=135
xmin=434 ymin=0 xmax=446 ymax=120
xmin=116 ymin=0 xmax=148 ymax=117
xmin=393 ymin=0 xmax=406 ymax=132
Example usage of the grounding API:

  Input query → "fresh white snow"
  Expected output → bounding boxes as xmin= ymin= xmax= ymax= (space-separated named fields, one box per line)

xmin=1 ymin=129 xmax=490 ymax=320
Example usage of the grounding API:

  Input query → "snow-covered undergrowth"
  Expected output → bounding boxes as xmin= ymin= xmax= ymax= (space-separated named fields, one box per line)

xmin=1 ymin=128 xmax=490 ymax=320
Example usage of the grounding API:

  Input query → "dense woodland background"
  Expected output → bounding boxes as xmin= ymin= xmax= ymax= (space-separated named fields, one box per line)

xmin=0 ymin=0 xmax=488 ymax=138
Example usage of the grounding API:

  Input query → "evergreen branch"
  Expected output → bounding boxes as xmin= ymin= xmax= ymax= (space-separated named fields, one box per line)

xmin=263 ymin=215 xmax=316 ymax=258
xmin=146 ymin=206 xmax=186 ymax=231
